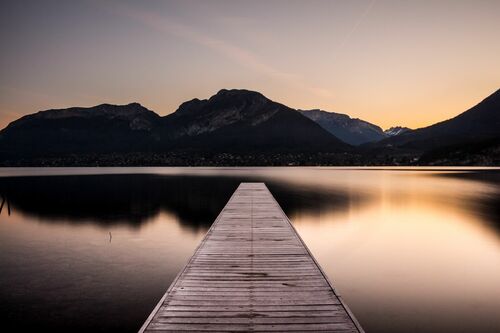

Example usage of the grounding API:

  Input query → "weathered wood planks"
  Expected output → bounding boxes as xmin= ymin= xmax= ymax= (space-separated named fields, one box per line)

xmin=139 ymin=183 xmax=363 ymax=332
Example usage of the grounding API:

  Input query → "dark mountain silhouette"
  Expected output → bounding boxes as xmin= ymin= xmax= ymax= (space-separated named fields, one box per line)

xmin=0 ymin=89 xmax=349 ymax=159
xmin=160 ymin=89 xmax=349 ymax=152
xmin=0 ymin=88 xmax=498 ymax=165
xmin=299 ymin=109 xmax=386 ymax=145
xmin=0 ymin=103 xmax=160 ymax=155
xmin=373 ymin=89 xmax=500 ymax=152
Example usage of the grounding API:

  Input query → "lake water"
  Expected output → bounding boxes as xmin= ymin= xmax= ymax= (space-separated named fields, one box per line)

xmin=0 ymin=167 xmax=499 ymax=332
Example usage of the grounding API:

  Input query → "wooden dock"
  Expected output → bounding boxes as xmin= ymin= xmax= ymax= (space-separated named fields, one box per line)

xmin=139 ymin=183 xmax=363 ymax=332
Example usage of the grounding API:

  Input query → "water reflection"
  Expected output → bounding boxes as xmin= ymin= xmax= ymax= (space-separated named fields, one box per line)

xmin=431 ymin=171 xmax=500 ymax=228
xmin=0 ymin=168 xmax=498 ymax=333
xmin=0 ymin=174 xmax=363 ymax=231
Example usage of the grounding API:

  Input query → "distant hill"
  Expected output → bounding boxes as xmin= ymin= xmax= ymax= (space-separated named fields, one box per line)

xmin=373 ymin=89 xmax=500 ymax=152
xmin=384 ymin=126 xmax=411 ymax=137
xmin=0 ymin=89 xmax=349 ymax=160
xmin=0 ymin=103 xmax=160 ymax=155
xmin=299 ymin=109 xmax=386 ymax=145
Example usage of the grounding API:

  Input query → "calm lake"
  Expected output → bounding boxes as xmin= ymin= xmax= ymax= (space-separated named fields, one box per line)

xmin=0 ymin=167 xmax=499 ymax=332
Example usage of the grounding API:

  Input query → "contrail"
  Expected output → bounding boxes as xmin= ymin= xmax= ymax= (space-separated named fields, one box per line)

xmin=102 ymin=1 xmax=334 ymax=99
xmin=334 ymin=0 xmax=376 ymax=59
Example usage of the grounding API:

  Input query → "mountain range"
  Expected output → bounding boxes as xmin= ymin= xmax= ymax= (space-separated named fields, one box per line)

xmin=0 ymin=88 xmax=498 ymax=166
xmin=299 ymin=109 xmax=388 ymax=145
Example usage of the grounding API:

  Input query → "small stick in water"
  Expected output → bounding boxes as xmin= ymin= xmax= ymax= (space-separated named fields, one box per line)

xmin=0 ymin=196 xmax=4 ymax=215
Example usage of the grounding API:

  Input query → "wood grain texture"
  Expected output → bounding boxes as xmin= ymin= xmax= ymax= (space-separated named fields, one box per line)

xmin=139 ymin=183 xmax=363 ymax=333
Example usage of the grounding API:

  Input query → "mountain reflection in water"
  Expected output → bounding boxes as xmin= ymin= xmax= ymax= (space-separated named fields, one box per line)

xmin=0 ymin=174 xmax=363 ymax=231
xmin=0 ymin=168 xmax=499 ymax=333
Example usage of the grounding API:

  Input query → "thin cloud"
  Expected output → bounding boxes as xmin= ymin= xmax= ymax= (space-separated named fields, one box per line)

xmin=110 ymin=2 xmax=332 ymax=99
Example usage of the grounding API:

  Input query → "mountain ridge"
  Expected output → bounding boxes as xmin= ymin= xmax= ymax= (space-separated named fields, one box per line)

xmin=0 ymin=88 xmax=498 ymax=166
xmin=160 ymin=89 xmax=350 ymax=152
xmin=0 ymin=89 xmax=350 ymax=157
xmin=299 ymin=109 xmax=387 ymax=145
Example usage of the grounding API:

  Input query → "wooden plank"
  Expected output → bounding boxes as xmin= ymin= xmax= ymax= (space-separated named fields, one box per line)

xmin=139 ymin=183 xmax=363 ymax=333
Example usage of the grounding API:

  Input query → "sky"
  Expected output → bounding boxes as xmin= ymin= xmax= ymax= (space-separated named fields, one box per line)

xmin=1 ymin=0 xmax=499 ymax=130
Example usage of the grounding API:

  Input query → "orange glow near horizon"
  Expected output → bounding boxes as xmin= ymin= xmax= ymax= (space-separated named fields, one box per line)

xmin=1 ymin=1 xmax=499 ymax=130
xmin=0 ymin=85 xmax=496 ymax=132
